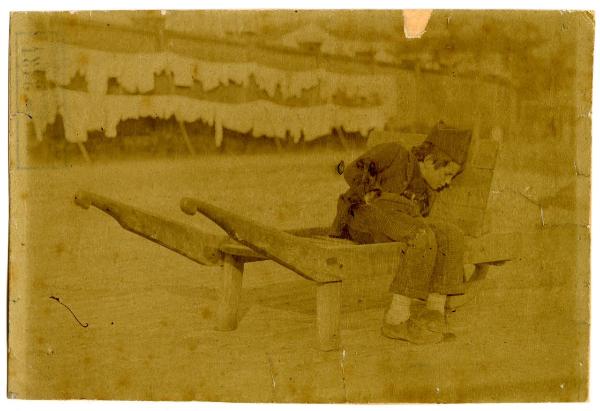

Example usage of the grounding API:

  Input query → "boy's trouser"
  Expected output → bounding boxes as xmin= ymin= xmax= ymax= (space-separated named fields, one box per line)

xmin=346 ymin=202 xmax=465 ymax=300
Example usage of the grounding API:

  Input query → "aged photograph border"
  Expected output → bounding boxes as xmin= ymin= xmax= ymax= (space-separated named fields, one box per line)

xmin=2 ymin=0 xmax=599 ymax=409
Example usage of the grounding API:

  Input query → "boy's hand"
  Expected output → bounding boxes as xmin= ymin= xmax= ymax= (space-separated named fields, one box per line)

xmin=364 ymin=190 xmax=382 ymax=204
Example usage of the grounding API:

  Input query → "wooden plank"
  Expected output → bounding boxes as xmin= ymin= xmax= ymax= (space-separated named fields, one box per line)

xmin=74 ymin=191 xmax=226 ymax=266
xmin=446 ymin=264 xmax=490 ymax=310
xmin=428 ymin=202 xmax=486 ymax=237
xmin=215 ymin=255 xmax=244 ymax=331
xmin=316 ymin=281 xmax=342 ymax=351
xmin=218 ymin=230 xmax=355 ymax=258
xmin=181 ymin=197 xmax=345 ymax=283
xmin=464 ymin=232 xmax=522 ymax=264
xmin=220 ymin=231 xmax=518 ymax=267
xmin=74 ymin=186 xmax=515 ymax=281
xmin=219 ymin=240 xmax=265 ymax=259
xmin=74 ymin=189 xmax=517 ymax=289
xmin=467 ymin=138 xmax=499 ymax=170
xmin=429 ymin=139 xmax=497 ymax=234
xmin=435 ymin=167 xmax=494 ymax=210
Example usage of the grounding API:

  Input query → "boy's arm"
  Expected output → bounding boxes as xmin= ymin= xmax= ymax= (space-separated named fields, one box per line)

xmin=329 ymin=143 xmax=405 ymax=237
xmin=329 ymin=187 xmax=363 ymax=238
xmin=343 ymin=143 xmax=404 ymax=197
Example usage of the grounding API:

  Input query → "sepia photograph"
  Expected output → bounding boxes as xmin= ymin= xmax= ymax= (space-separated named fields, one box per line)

xmin=7 ymin=7 xmax=593 ymax=402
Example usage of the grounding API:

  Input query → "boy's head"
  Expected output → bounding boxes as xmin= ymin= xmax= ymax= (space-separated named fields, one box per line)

xmin=412 ymin=122 xmax=472 ymax=190
xmin=413 ymin=141 xmax=461 ymax=189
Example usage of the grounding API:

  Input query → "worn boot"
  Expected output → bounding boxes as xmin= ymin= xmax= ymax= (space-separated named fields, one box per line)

xmin=381 ymin=317 xmax=444 ymax=345
xmin=411 ymin=308 xmax=448 ymax=334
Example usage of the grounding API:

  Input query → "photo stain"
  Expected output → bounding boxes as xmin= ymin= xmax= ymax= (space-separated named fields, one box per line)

xmin=200 ymin=307 xmax=213 ymax=319
xmin=182 ymin=388 xmax=196 ymax=401
xmin=117 ymin=374 xmax=131 ymax=388
xmin=54 ymin=243 xmax=65 ymax=255
xmin=185 ymin=337 xmax=201 ymax=352
xmin=49 ymin=296 xmax=89 ymax=328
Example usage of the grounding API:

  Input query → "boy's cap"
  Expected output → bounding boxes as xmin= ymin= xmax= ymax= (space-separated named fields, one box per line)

xmin=425 ymin=121 xmax=472 ymax=166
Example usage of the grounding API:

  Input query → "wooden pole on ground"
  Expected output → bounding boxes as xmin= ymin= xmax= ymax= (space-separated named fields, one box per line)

xmin=274 ymin=137 xmax=283 ymax=152
xmin=76 ymin=142 xmax=91 ymax=163
xmin=178 ymin=121 xmax=197 ymax=156
xmin=215 ymin=254 xmax=244 ymax=331
xmin=336 ymin=127 xmax=350 ymax=151
xmin=316 ymin=281 xmax=342 ymax=351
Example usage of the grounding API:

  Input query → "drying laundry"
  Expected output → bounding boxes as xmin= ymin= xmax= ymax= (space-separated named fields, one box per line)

xmin=117 ymin=54 xmax=164 ymax=94
xmin=219 ymin=102 xmax=253 ymax=134
xmin=26 ymin=89 xmax=59 ymax=140
xmin=26 ymin=88 xmax=386 ymax=144
xmin=167 ymin=54 xmax=196 ymax=87
xmin=174 ymin=98 xmax=215 ymax=126
xmin=300 ymin=105 xmax=335 ymax=141
xmin=286 ymin=109 xmax=304 ymax=143
xmin=287 ymin=71 xmax=320 ymax=99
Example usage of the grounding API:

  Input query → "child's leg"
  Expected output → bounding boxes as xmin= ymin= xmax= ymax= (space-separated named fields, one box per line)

xmin=412 ymin=220 xmax=464 ymax=334
xmin=384 ymin=294 xmax=412 ymax=325
xmin=426 ymin=292 xmax=446 ymax=313
xmin=426 ymin=220 xmax=466 ymax=297
xmin=411 ymin=292 xmax=449 ymax=334
xmin=387 ymin=226 xmax=438 ymax=299
xmin=382 ymin=294 xmax=445 ymax=344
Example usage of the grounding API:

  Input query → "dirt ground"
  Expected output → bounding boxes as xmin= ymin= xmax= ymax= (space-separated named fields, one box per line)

xmin=7 ymin=150 xmax=589 ymax=402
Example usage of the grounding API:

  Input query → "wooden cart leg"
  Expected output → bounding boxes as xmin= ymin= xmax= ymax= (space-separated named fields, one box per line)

xmin=316 ymin=281 xmax=342 ymax=351
xmin=446 ymin=264 xmax=491 ymax=311
xmin=215 ymin=254 xmax=244 ymax=331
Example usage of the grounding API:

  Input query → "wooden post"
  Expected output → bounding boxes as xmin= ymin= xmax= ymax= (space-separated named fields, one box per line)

xmin=316 ymin=281 xmax=342 ymax=351
xmin=76 ymin=142 xmax=91 ymax=163
xmin=446 ymin=264 xmax=490 ymax=311
xmin=471 ymin=263 xmax=490 ymax=282
xmin=274 ymin=137 xmax=283 ymax=152
xmin=336 ymin=127 xmax=350 ymax=151
xmin=215 ymin=254 xmax=244 ymax=331
xmin=178 ymin=121 xmax=197 ymax=156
